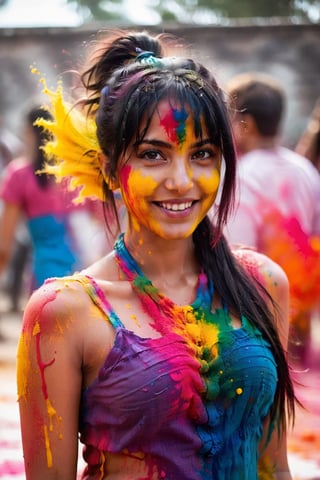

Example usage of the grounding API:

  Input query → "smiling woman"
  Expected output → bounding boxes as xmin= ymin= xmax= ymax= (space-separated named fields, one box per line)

xmin=17 ymin=29 xmax=297 ymax=480
xmin=116 ymin=99 xmax=221 ymax=239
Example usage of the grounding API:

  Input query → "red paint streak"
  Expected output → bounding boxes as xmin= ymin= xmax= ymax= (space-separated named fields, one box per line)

xmin=160 ymin=109 xmax=178 ymax=144
xmin=35 ymin=332 xmax=55 ymax=400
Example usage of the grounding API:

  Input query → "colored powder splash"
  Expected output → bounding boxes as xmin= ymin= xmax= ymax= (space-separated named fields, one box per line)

xmin=181 ymin=170 xmax=221 ymax=237
xmin=261 ymin=208 xmax=320 ymax=323
xmin=160 ymin=107 xmax=188 ymax=147
xmin=119 ymin=164 xmax=161 ymax=234
xmin=114 ymin=234 xmax=244 ymax=403
xmin=30 ymin=66 xmax=103 ymax=203
xmin=197 ymin=170 xmax=221 ymax=209
xmin=16 ymin=285 xmax=64 ymax=469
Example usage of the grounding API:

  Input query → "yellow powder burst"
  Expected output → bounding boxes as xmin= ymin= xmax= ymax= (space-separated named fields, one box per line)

xmin=31 ymin=67 xmax=104 ymax=204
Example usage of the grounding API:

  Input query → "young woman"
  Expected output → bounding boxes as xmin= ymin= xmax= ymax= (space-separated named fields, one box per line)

xmin=17 ymin=31 xmax=296 ymax=480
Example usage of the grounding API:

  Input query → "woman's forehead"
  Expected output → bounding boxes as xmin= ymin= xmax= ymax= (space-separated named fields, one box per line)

xmin=140 ymin=98 xmax=209 ymax=138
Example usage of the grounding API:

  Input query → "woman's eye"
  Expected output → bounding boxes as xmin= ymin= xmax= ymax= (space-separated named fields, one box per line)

xmin=140 ymin=150 xmax=164 ymax=162
xmin=191 ymin=150 xmax=211 ymax=160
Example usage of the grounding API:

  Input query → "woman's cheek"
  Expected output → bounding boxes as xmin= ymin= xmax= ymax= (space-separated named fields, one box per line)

xmin=198 ymin=169 xmax=221 ymax=211
xmin=120 ymin=165 xmax=158 ymax=231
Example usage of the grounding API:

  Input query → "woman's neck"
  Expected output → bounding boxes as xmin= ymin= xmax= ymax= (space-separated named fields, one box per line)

xmin=123 ymin=231 xmax=200 ymax=296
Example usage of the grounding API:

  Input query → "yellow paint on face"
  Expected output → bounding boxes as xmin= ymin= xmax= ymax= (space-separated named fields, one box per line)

xmin=119 ymin=101 xmax=222 ymax=239
xmin=120 ymin=164 xmax=163 ymax=234
xmin=174 ymin=166 xmax=221 ymax=239
xmin=121 ymin=158 xmax=220 ymax=239
xmin=197 ymin=168 xmax=221 ymax=212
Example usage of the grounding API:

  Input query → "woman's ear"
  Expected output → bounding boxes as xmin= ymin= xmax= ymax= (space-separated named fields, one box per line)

xmin=240 ymin=113 xmax=257 ymax=135
xmin=98 ymin=152 xmax=120 ymax=191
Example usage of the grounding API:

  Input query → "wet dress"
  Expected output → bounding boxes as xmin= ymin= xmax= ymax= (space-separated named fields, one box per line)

xmin=67 ymin=234 xmax=277 ymax=479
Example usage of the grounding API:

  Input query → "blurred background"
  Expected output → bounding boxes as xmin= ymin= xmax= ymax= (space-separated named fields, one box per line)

xmin=0 ymin=0 xmax=319 ymax=148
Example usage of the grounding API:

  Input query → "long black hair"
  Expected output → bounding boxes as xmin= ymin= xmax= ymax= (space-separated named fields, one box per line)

xmin=80 ymin=30 xmax=296 ymax=431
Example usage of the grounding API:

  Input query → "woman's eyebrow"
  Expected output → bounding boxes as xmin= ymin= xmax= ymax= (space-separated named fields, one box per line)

xmin=135 ymin=138 xmax=215 ymax=148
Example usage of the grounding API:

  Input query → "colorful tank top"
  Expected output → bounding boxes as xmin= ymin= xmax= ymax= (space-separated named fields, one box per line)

xmin=78 ymin=235 xmax=278 ymax=480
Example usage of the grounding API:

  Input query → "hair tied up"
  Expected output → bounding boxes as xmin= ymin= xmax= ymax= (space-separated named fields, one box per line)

xmin=136 ymin=49 xmax=162 ymax=66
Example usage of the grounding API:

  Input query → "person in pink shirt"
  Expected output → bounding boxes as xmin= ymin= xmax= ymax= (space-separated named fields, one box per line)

xmin=0 ymin=106 xmax=95 ymax=292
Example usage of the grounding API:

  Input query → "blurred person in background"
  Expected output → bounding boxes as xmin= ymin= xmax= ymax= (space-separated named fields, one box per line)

xmin=0 ymin=113 xmax=28 ymax=312
xmin=0 ymin=114 xmax=23 ymax=170
xmin=224 ymin=72 xmax=320 ymax=367
xmin=0 ymin=105 xmax=111 ymax=316
xmin=295 ymin=97 xmax=320 ymax=173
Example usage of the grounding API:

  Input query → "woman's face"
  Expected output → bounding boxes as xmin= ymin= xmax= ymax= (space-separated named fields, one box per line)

xmin=117 ymin=99 xmax=222 ymax=241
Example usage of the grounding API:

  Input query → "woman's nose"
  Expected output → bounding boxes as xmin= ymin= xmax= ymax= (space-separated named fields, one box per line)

xmin=164 ymin=161 xmax=194 ymax=193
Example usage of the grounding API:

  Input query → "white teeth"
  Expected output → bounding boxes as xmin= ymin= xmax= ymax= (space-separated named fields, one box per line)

xmin=159 ymin=202 xmax=193 ymax=211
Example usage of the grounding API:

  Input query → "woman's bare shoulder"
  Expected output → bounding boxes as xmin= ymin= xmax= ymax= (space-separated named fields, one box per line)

xmin=232 ymin=244 xmax=289 ymax=295
xmin=22 ymin=275 xmax=95 ymax=333
xmin=22 ymin=251 xmax=128 ymax=331
xmin=232 ymin=245 xmax=289 ymax=328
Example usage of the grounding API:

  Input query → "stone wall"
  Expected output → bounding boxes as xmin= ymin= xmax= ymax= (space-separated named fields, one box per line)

xmin=0 ymin=23 xmax=319 ymax=147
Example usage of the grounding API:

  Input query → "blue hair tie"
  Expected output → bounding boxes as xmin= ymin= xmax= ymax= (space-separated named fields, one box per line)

xmin=136 ymin=50 xmax=162 ymax=66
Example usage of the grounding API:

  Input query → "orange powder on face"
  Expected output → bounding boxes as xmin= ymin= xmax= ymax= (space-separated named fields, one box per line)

xmin=178 ymin=168 xmax=221 ymax=238
xmin=198 ymin=166 xmax=221 ymax=194
xmin=120 ymin=164 xmax=161 ymax=233
xmin=197 ymin=169 xmax=221 ymax=211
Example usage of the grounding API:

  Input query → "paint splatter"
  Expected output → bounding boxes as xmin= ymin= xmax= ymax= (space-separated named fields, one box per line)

xmin=160 ymin=107 xmax=188 ymax=146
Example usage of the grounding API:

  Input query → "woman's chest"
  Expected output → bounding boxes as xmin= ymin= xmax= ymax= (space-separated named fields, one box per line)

xmin=81 ymin=325 xmax=277 ymax=430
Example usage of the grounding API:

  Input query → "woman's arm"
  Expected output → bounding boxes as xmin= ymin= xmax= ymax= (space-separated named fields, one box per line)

xmin=256 ymin=253 xmax=292 ymax=480
xmin=233 ymin=246 xmax=292 ymax=478
xmin=257 ymin=252 xmax=290 ymax=348
xmin=0 ymin=201 xmax=21 ymax=274
xmin=17 ymin=280 xmax=85 ymax=479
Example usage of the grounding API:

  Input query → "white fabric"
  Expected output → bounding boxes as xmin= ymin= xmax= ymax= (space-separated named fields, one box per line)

xmin=225 ymin=147 xmax=320 ymax=249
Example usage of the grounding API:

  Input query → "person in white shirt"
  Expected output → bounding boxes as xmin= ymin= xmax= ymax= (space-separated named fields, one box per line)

xmin=224 ymin=72 xmax=320 ymax=367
